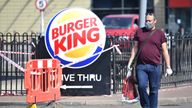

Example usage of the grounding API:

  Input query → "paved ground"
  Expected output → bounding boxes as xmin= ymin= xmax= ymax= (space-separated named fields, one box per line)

xmin=0 ymin=84 xmax=192 ymax=107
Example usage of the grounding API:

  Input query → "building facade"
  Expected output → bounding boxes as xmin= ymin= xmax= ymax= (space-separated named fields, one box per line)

xmin=0 ymin=0 xmax=191 ymax=34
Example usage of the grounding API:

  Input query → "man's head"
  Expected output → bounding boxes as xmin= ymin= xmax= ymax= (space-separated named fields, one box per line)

xmin=145 ymin=13 xmax=157 ymax=30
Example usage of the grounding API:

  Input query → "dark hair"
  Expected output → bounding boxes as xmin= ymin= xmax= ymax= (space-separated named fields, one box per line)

xmin=146 ymin=12 xmax=156 ymax=20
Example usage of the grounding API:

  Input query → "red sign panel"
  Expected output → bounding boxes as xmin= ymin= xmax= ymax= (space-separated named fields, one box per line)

xmin=169 ymin=0 xmax=192 ymax=8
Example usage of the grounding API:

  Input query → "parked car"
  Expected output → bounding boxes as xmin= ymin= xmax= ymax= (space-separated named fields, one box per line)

xmin=102 ymin=14 xmax=139 ymax=39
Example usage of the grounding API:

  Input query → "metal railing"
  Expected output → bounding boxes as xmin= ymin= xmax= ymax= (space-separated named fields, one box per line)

xmin=161 ymin=33 xmax=192 ymax=88
xmin=111 ymin=33 xmax=192 ymax=93
xmin=0 ymin=32 xmax=38 ymax=95
xmin=0 ymin=32 xmax=192 ymax=95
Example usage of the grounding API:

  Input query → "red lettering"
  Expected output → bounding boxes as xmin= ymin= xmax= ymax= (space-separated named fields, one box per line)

xmin=54 ymin=37 xmax=66 ymax=55
xmin=90 ymin=18 xmax=97 ymax=27
xmin=75 ymin=20 xmax=83 ymax=30
xmin=52 ymin=17 xmax=102 ymax=54
xmin=51 ymin=18 xmax=99 ymax=40
xmin=83 ymin=18 xmax=89 ymax=28
xmin=67 ymin=22 xmax=74 ymax=33
xmin=73 ymin=30 xmax=86 ymax=47
xmin=53 ymin=27 xmax=100 ymax=54
xmin=59 ymin=25 xmax=66 ymax=36
xmin=52 ymin=28 xmax=59 ymax=39
xmin=87 ymin=28 xmax=99 ymax=42
xmin=67 ymin=34 xmax=72 ymax=50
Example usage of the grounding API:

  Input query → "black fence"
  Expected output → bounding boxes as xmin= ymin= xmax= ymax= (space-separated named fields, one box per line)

xmin=161 ymin=33 xmax=192 ymax=87
xmin=111 ymin=33 xmax=192 ymax=93
xmin=0 ymin=32 xmax=38 ymax=95
xmin=0 ymin=32 xmax=192 ymax=95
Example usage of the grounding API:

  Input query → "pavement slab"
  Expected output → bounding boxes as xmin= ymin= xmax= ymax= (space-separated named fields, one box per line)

xmin=0 ymin=84 xmax=192 ymax=107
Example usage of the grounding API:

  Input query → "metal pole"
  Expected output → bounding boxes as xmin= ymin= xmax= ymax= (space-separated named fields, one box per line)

xmin=41 ymin=10 xmax=44 ymax=36
xmin=112 ymin=47 xmax=116 ymax=94
xmin=139 ymin=0 xmax=147 ymax=27
xmin=191 ymin=8 xmax=192 ymax=32
xmin=121 ymin=0 xmax=124 ymax=14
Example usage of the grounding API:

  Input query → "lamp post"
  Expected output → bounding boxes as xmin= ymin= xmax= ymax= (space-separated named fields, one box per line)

xmin=139 ymin=0 xmax=147 ymax=27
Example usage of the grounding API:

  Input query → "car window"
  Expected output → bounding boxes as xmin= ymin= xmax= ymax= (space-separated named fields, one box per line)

xmin=133 ymin=19 xmax=138 ymax=28
xmin=102 ymin=17 xmax=132 ymax=29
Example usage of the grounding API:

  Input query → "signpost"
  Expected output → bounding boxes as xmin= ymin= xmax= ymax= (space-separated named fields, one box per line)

xmin=35 ymin=0 xmax=47 ymax=36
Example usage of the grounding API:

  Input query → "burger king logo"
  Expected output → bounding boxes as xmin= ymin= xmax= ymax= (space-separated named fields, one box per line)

xmin=45 ymin=8 xmax=106 ymax=69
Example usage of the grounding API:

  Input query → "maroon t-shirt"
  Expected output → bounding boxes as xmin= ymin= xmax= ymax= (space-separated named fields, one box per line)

xmin=134 ymin=27 xmax=167 ymax=64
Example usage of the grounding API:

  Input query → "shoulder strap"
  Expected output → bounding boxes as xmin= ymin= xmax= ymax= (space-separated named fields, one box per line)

xmin=130 ymin=29 xmax=157 ymax=68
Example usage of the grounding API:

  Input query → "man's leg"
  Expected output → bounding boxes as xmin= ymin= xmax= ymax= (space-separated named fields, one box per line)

xmin=148 ymin=64 xmax=161 ymax=108
xmin=136 ymin=64 xmax=149 ymax=108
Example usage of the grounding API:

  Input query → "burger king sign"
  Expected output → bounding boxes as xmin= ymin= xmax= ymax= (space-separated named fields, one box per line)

xmin=45 ymin=8 xmax=106 ymax=69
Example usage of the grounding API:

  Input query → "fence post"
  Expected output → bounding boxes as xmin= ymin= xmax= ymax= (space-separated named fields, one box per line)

xmin=175 ymin=34 xmax=179 ymax=87
xmin=170 ymin=32 xmax=173 ymax=70
xmin=0 ymin=34 xmax=2 ymax=94
xmin=112 ymin=47 xmax=117 ymax=94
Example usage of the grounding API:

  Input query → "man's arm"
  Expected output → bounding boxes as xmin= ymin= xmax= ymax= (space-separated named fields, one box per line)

xmin=162 ymin=42 xmax=171 ymax=68
xmin=127 ymin=41 xmax=138 ymax=67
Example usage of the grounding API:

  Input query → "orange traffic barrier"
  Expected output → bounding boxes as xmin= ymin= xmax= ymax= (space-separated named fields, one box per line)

xmin=25 ymin=59 xmax=62 ymax=103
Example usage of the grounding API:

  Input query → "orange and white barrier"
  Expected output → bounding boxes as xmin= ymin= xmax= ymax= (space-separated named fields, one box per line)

xmin=25 ymin=59 xmax=62 ymax=103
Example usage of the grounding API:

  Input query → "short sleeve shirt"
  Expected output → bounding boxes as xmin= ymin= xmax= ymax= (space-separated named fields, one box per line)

xmin=134 ymin=27 xmax=167 ymax=64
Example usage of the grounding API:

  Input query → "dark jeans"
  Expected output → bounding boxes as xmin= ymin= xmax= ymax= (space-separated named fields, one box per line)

xmin=136 ymin=64 xmax=161 ymax=108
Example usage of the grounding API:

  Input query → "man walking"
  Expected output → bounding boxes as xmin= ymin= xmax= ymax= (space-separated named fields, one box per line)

xmin=127 ymin=13 xmax=173 ymax=108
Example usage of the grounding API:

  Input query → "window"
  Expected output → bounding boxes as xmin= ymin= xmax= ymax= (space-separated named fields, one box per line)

xmin=102 ymin=17 xmax=132 ymax=29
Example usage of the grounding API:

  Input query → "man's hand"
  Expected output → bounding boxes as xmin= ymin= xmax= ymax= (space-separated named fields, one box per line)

xmin=165 ymin=67 xmax=173 ymax=77
xmin=126 ymin=66 xmax=132 ymax=78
